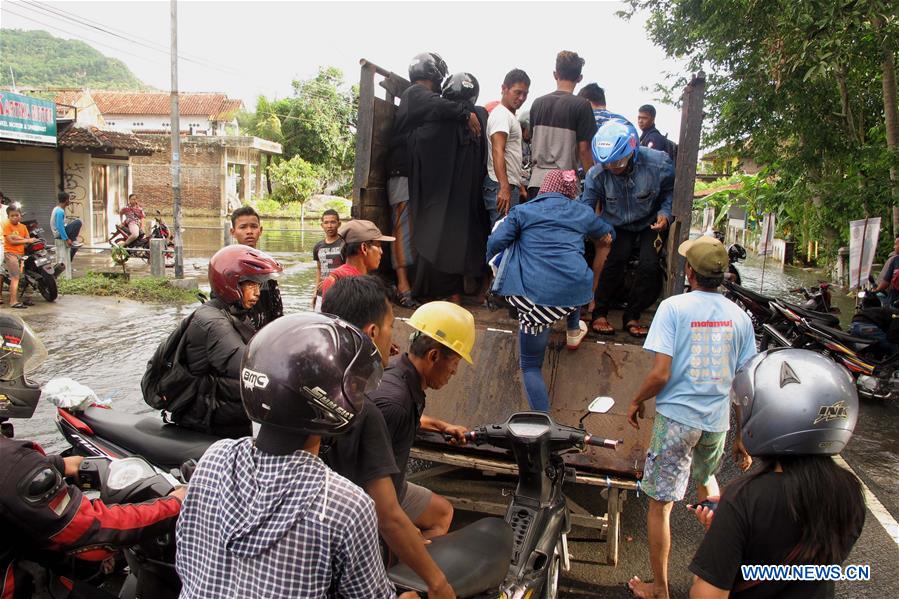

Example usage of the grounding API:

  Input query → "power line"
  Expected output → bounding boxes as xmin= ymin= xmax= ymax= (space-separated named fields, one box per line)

xmin=15 ymin=0 xmax=242 ymax=76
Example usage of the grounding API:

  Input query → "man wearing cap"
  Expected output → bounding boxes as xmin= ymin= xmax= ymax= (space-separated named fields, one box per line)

xmin=320 ymin=219 xmax=395 ymax=298
xmin=624 ymin=235 xmax=756 ymax=599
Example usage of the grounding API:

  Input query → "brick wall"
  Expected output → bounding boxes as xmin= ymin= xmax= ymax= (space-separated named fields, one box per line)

xmin=131 ymin=135 xmax=222 ymax=214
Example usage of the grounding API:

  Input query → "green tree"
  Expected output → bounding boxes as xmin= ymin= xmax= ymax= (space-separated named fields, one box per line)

xmin=624 ymin=0 xmax=898 ymax=263
xmin=267 ymin=156 xmax=326 ymax=222
xmin=239 ymin=67 xmax=358 ymax=197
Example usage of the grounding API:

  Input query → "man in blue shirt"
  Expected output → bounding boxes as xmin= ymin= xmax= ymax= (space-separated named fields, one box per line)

xmin=625 ymin=235 xmax=756 ymax=599
xmin=50 ymin=192 xmax=82 ymax=260
xmin=580 ymin=120 xmax=674 ymax=337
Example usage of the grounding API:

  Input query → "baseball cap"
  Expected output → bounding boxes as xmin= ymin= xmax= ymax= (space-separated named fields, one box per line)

xmin=678 ymin=235 xmax=728 ymax=277
xmin=338 ymin=219 xmax=395 ymax=244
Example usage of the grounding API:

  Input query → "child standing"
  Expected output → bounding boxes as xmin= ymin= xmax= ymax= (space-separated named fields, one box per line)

xmin=2 ymin=206 xmax=37 ymax=309
xmin=312 ymin=209 xmax=344 ymax=310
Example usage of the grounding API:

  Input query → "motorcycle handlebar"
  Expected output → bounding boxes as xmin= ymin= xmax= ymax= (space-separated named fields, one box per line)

xmin=583 ymin=434 xmax=622 ymax=450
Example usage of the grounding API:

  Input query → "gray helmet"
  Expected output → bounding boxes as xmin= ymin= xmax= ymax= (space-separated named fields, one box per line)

xmin=0 ymin=315 xmax=46 ymax=421
xmin=731 ymin=348 xmax=857 ymax=456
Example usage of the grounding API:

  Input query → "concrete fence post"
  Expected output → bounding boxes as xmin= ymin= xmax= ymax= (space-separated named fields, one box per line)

xmin=223 ymin=219 xmax=231 ymax=246
xmin=54 ymin=239 xmax=72 ymax=280
xmin=150 ymin=238 xmax=166 ymax=277
xmin=835 ymin=246 xmax=850 ymax=286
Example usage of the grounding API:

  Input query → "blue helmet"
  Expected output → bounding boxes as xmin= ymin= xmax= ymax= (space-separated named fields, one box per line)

xmin=592 ymin=120 xmax=639 ymax=165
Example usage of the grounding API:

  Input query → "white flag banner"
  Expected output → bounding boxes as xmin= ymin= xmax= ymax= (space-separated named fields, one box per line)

xmin=848 ymin=217 xmax=881 ymax=288
xmin=702 ymin=207 xmax=716 ymax=233
xmin=758 ymin=213 xmax=776 ymax=256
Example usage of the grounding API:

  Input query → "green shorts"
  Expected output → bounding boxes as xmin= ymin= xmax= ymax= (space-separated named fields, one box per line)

xmin=641 ymin=413 xmax=726 ymax=502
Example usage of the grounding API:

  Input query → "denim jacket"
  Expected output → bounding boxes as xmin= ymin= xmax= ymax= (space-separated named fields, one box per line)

xmin=487 ymin=192 xmax=615 ymax=307
xmin=579 ymin=147 xmax=675 ymax=232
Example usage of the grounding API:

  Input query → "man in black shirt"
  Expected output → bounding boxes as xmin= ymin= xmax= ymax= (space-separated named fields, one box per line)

xmin=637 ymin=104 xmax=668 ymax=152
xmin=371 ymin=301 xmax=474 ymax=539
xmin=320 ymin=276 xmax=456 ymax=599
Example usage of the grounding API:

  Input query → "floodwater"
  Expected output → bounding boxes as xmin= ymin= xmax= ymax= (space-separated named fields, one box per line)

xmin=11 ymin=231 xmax=899 ymax=513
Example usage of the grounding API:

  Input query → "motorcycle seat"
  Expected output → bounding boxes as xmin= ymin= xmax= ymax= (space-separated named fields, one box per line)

xmin=804 ymin=320 xmax=878 ymax=352
xmin=726 ymin=282 xmax=774 ymax=307
xmin=778 ymin=300 xmax=840 ymax=328
xmin=78 ymin=406 xmax=219 ymax=468
xmin=388 ymin=517 xmax=513 ymax=596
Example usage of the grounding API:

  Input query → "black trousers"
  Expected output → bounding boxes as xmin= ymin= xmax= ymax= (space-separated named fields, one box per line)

xmin=593 ymin=228 xmax=664 ymax=325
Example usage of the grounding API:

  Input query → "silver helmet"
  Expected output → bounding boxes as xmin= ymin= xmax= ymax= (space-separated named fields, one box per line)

xmin=730 ymin=348 xmax=857 ymax=456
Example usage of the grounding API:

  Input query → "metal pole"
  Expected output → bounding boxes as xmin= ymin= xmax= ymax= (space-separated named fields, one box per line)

xmin=170 ymin=0 xmax=184 ymax=278
xmin=855 ymin=217 xmax=869 ymax=290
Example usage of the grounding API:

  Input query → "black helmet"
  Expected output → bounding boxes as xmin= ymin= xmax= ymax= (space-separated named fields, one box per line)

xmin=442 ymin=72 xmax=480 ymax=104
xmin=0 ymin=315 xmax=46 ymax=421
xmin=408 ymin=52 xmax=448 ymax=86
xmin=240 ymin=313 xmax=382 ymax=437
xmin=731 ymin=348 xmax=857 ymax=456
xmin=728 ymin=243 xmax=747 ymax=263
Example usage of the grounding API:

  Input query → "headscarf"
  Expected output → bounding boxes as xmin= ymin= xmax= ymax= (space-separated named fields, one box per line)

xmin=538 ymin=169 xmax=579 ymax=199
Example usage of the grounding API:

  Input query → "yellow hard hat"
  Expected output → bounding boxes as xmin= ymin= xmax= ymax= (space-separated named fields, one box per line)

xmin=407 ymin=301 xmax=476 ymax=364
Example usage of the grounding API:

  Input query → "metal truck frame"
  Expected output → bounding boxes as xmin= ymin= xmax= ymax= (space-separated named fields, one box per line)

xmin=351 ymin=58 xmax=706 ymax=565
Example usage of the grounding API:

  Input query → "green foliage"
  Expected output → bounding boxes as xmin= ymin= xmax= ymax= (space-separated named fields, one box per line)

xmin=58 ymin=272 xmax=197 ymax=303
xmin=268 ymin=156 xmax=325 ymax=205
xmin=624 ymin=0 xmax=898 ymax=263
xmin=0 ymin=29 xmax=146 ymax=89
xmin=239 ymin=67 xmax=358 ymax=194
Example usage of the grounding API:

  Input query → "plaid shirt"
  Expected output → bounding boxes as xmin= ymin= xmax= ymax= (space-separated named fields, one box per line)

xmin=176 ymin=438 xmax=395 ymax=599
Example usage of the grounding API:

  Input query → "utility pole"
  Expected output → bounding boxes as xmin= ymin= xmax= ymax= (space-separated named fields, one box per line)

xmin=170 ymin=0 xmax=184 ymax=278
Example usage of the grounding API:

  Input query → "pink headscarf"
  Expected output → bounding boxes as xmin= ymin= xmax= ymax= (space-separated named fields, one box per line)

xmin=538 ymin=169 xmax=579 ymax=199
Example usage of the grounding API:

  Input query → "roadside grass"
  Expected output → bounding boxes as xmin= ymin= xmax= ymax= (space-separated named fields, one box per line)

xmin=58 ymin=272 xmax=198 ymax=303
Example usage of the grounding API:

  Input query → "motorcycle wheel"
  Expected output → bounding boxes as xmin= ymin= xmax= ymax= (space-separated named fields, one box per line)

xmin=37 ymin=270 xmax=58 ymax=302
xmin=541 ymin=542 xmax=561 ymax=599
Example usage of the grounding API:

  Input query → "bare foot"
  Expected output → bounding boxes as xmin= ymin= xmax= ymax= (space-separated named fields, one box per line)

xmin=627 ymin=576 xmax=668 ymax=599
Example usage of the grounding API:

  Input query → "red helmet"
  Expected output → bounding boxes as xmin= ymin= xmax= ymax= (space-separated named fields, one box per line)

xmin=208 ymin=245 xmax=282 ymax=305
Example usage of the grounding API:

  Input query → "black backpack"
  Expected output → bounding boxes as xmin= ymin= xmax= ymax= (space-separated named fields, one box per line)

xmin=141 ymin=312 xmax=204 ymax=417
xmin=663 ymin=135 xmax=678 ymax=165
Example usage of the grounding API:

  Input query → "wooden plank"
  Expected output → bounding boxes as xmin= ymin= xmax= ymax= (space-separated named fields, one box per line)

xmin=442 ymin=495 xmax=607 ymax=531
xmin=668 ymin=72 xmax=707 ymax=297
xmin=352 ymin=61 xmax=376 ymax=214
xmin=407 ymin=464 xmax=459 ymax=483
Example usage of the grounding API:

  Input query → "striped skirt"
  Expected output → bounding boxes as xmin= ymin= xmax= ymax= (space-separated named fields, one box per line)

xmin=507 ymin=295 xmax=577 ymax=335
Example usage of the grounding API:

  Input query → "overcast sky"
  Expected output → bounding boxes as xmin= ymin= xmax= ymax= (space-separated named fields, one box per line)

xmin=2 ymin=0 xmax=689 ymax=137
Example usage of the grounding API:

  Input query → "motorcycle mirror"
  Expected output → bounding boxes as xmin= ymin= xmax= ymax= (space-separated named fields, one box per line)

xmin=588 ymin=396 xmax=615 ymax=414
xmin=1 ymin=420 xmax=14 ymax=438
xmin=579 ymin=396 xmax=615 ymax=427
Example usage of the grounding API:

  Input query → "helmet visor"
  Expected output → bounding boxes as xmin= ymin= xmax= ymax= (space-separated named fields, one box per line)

xmin=0 ymin=320 xmax=48 ymax=381
xmin=341 ymin=322 xmax=384 ymax=413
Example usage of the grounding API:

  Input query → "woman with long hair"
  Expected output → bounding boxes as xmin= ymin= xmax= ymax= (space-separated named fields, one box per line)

xmin=688 ymin=349 xmax=866 ymax=598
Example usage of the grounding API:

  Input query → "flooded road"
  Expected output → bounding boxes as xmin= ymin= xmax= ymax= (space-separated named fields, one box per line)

xmin=7 ymin=229 xmax=898 ymax=598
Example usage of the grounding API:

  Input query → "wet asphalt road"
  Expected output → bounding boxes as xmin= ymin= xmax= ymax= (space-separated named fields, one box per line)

xmin=8 ymin=241 xmax=898 ymax=598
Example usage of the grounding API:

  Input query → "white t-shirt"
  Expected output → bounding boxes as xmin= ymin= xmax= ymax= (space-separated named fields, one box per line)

xmin=486 ymin=103 xmax=523 ymax=187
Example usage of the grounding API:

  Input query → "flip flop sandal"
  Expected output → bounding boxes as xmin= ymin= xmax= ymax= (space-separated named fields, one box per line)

xmin=592 ymin=319 xmax=616 ymax=335
xmin=11 ymin=303 xmax=27 ymax=309
xmin=396 ymin=291 xmax=420 ymax=309
xmin=626 ymin=324 xmax=649 ymax=338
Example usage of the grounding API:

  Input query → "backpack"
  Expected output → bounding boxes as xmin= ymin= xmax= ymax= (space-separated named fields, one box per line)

xmin=141 ymin=312 xmax=205 ymax=417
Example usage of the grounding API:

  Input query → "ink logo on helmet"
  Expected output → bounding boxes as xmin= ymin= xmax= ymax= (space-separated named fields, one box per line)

xmin=242 ymin=368 xmax=269 ymax=390
xmin=813 ymin=400 xmax=849 ymax=425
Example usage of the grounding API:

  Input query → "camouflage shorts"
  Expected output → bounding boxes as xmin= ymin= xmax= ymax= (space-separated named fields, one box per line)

xmin=640 ymin=413 xmax=726 ymax=502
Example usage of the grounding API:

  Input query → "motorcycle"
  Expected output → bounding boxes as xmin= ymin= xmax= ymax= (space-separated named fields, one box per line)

xmin=0 ymin=218 xmax=59 ymax=302
xmin=725 ymin=243 xmax=745 ymax=286
xmin=389 ymin=397 xmax=620 ymax=598
xmin=108 ymin=210 xmax=175 ymax=267
xmin=56 ymin=404 xmax=218 ymax=476
xmin=767 ymin=300 xmax=899 ymax=401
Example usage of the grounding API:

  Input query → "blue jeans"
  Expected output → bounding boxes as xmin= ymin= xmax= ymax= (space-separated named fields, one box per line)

xmin=55 ymin=219 xmax=82 ymax=259
xmin=519 ymin=311 xmax=580 ymax=412
xmin=483 ymin=176 xmax=519 ymax=228
xmin=849 ymin=321 xmax=899 ymax=356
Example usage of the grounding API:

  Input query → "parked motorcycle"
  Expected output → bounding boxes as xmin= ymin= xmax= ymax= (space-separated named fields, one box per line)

xmin=0 ymin=218 xmax=59 ymax=302
xmin=108 ymin=210 xmax=175 ymax=267
xmin=767 ymin=300 xmax=899 ymax=401
xmin=726 ymin=243 xmax=745 ymax=285
xmin=389 ymin=398 xmax=620 ymax=598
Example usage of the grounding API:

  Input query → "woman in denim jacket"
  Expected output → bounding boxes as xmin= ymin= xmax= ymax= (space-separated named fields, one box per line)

xmin=487 ymin=170 xmax=614 ymax=411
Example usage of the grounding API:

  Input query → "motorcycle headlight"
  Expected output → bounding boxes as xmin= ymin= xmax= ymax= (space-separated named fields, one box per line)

xmin=34 ymin=257 xmax=49 ymax=266
xmin=106 ymin=457 xmax=157 ymax=491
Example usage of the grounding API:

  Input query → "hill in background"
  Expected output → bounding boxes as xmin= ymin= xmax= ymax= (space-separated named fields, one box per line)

xmin=0 ymin=29 xmax=148 ymax=90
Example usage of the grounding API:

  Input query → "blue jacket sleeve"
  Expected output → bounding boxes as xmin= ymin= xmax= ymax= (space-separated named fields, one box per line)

xmin=587 ymin=214 xmax=616 ymax=241
xmin=53 ymin=208 xmax=68 ymax=240
xmin=579 ymin=166 xmax=604 ymax=211
xmin=657 ymin=156 xmax=675 ymax=221
xmin=485 ymin=210 xmax=521 ymax=259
